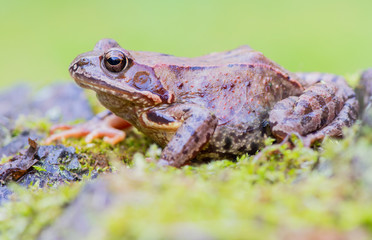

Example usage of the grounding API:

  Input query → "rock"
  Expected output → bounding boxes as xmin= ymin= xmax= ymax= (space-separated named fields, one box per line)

xmin=0 ymin=140 xmax=87 ymax=205
xmin=0 ymin=82 xmax=94 ymax=130
xmin=0 ymin=81 xmax=95 ymax=205
xmin=0 ymin=185 xmax=13 ymax=205
xmin=31 ymin=83 xmax=93 ymax=122
xmin=0 ymin=131 xmax=41 ymax=158
xmin=19 ymin=144 xmax=84 ymax=188
xmin=0 ymin=118 xmax=11 ymax=148
xmin=0 ymin=85 xmax=32 ymax=121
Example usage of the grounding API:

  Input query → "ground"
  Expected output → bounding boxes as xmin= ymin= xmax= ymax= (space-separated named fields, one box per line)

xmin=0 ymin=83 xmax=372 ymax=240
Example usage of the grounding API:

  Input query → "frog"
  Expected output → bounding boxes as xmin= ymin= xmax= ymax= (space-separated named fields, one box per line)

xmin=46 ymin=38 xmax=358 ymax=167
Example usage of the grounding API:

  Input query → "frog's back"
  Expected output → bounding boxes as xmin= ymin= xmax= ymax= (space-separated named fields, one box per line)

xmin=131 ymin=46 xmax=302 ymax=124
xmin=130 ymin=45 xmax=278 ymax=68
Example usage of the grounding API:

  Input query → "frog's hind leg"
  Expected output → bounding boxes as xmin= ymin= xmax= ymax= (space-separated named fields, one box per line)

xmin=269 ymin=72 xmax=358 ymax=146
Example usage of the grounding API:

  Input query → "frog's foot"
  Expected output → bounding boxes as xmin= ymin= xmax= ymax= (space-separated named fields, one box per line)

xmin=45 ymin=124 xmax=90 ymax=144
xmin=45 ymin=112 xmax=130 ymax=145
xmin=269 ymin=73 xmax=358 ymax=147
xmin=85 ymin=127 xmax=126 ymax=145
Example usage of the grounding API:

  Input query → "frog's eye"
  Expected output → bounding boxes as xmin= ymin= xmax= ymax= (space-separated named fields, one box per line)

xmin=104 ymin=50 xmax=128 ymax=72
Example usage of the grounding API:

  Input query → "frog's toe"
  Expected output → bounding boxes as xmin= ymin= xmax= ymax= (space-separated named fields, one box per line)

xmin=45 ymin=128 xmax=90 ymax=144
xmin=85 ymin=128 xmax=125 ymax=145
xmin=49 ymin=124 xmax=74 ymax=134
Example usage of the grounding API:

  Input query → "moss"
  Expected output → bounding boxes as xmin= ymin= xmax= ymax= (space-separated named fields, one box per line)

xmin=0 ymin=182 xmax=82 ymax=240
xmin=0 ymin=156 xmax=12 ymax=164
xmin=56 ymin=127 xmax=154 ymax=172
xmin=78 ymin=138 xmax=370 ymax=239
xmin=14 ymin=116 xmax=53 ymax=135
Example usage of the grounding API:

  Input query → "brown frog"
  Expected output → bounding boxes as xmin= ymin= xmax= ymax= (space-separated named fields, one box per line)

xmin=46 ymin=39 xmax=358 ymax=167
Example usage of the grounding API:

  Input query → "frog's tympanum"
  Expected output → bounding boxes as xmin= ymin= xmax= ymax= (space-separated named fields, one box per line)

xmin=47 ymin=39 xmax=358 ymax=167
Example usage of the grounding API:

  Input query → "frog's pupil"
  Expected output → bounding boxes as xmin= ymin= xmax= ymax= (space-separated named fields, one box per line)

xmin=108 ymin=57 xmax=121 ymax=65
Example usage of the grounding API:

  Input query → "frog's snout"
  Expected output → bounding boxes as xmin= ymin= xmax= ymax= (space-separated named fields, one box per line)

xmin=69 ymin=62 xmax=78 ymax=74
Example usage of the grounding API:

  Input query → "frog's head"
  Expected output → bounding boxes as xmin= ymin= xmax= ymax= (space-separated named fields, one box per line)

xmin=69 ymin=38 xmax=174 ymax=107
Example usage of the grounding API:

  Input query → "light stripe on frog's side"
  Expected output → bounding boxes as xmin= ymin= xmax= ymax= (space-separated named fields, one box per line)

xmin=139 ymin=112 xmax=181 ymax=131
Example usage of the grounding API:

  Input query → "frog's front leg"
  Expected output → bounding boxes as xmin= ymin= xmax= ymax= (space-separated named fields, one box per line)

xmin=269 ymin=73 xmax=358 ymax=146
xmin=141 ymin=104 xmax=218 ymax=167
xmin=45 ymin=110 xmax=131 ymax=145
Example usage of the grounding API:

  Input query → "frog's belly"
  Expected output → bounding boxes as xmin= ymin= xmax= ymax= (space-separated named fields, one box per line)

xmin=199 ymin=121 xmax=268 ymax=160
xmin=138 ymin=127 xmax=176 ymax=148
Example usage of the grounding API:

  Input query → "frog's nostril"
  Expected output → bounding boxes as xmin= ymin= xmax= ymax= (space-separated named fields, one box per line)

xmin=70 ymin=63 xmax=78 ymax=72
xmin=78 ymin=58 xmax=90 ymax=66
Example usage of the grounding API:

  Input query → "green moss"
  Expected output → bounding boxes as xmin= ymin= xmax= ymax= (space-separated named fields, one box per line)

xmin=79 ymin=138 xmax=370 ymax=239
xmin=0 ymin=182 xmax=82 ymax=240
xmin=56 ymin=127 xmax=154 ymax=172
xmin=32 ymin=166 xmax=46 ymax=172
xmin=14 ymin=116 xmax=53 ymax=135
xmin=0 ymin=155 xmax=12 ymax=164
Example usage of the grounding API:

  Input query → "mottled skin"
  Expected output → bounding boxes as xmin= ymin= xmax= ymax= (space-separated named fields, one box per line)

xmin=270 ymin=72 xmax=358 ymax=146
xmin=47 ymin=39 xmax=358 ymax=167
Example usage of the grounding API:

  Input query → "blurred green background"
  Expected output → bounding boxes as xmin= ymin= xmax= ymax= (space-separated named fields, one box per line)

xmin=1 ymin=0 xmax=372 ymax=88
